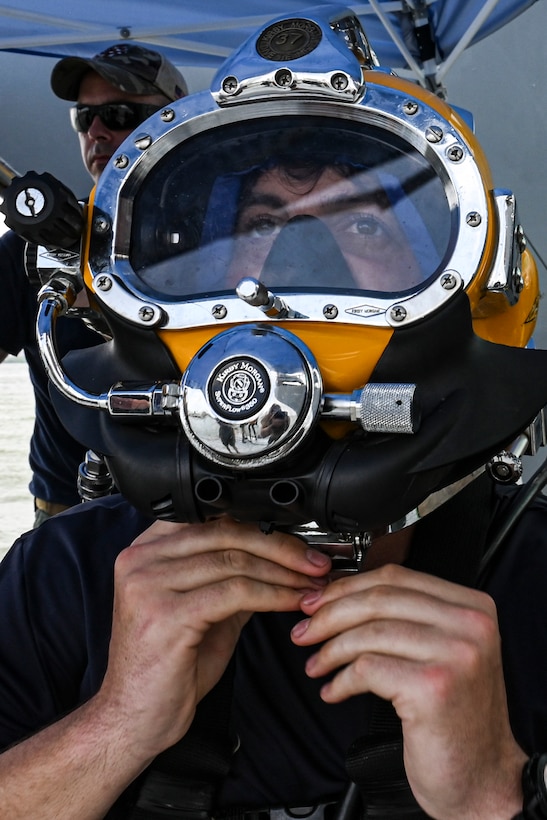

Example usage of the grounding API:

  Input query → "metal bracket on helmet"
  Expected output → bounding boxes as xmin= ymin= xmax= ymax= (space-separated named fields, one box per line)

xmin=290 ymin=524 xmax=372 ymax=576
xmin=485 ymin=189 xmax=525 ymax=305
xmin=24 ymin=242 xmax=81 ymax=289
xmin=486 ymin=407 xmax=547 ymax=484
xmin=212 ymin=11 xmax=370 ymax=106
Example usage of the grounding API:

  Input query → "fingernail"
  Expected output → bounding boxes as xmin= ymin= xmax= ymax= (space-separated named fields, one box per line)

xmin=311 ymin=576 xmax=329 ymax=587
xmin=291 ymin=618 xmax=310 ymax=638
xmin=305 ymin=653 xmax=318 ymax=674
xmin=306 ymin=548 xmax=330 ymax=567
xmin=300 ymin=589 xmax=323 ymax=606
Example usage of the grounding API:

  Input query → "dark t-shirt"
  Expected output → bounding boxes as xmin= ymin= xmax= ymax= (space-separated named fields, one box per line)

xmin=0 ymin=230 xmax=102 ymax=506
xmin=0 ymin=487 xmax=546 ymax=815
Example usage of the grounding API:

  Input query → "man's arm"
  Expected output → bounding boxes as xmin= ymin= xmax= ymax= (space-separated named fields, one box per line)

xmin=0 ymin=694 xmax=157 ymax=820
xmin=0 ymin=517 xmax=331 ymax=818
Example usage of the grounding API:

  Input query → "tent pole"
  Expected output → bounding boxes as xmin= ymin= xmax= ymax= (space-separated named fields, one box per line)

xmin=437 ymin=0 xmax=503 ymax=81
xmin=367 ymin=0 xmax=427 ymax=84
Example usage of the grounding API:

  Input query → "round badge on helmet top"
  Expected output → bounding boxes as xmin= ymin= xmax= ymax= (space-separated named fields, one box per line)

xmin=209 ymin=357 xmax=270 ymax=421
xmin=256 ymin=19 xmax=322 ymax=61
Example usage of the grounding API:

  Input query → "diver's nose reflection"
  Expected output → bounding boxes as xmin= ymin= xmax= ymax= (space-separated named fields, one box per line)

xmin=257 ymin=214 xmax=355 ymax=289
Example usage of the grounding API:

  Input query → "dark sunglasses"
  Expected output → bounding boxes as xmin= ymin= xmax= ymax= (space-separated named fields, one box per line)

xmin=69 ymin=102 xmax=162 ymax=133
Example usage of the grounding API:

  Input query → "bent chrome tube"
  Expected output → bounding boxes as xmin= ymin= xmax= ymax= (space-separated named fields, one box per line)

xmin=37 ymin=282 xmax=109 ymax=410
xmin=37 ymin=283 xmax=179 ymax=416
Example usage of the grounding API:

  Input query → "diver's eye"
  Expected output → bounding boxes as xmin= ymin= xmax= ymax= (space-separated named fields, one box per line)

xmin=347 ymin=214 xmax=383 ymax=237
xmin=239 ymin=214 xmax=284 ymax=239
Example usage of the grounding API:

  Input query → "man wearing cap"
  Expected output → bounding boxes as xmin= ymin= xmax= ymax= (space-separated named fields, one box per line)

xmin=51 ymin=43 xmax=187 ymax=183
xmin=0 ymin=44 xmax=187 ymax=527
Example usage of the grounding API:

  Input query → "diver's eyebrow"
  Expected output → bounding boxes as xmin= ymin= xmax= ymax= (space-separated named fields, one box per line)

xmin=238 ymin=187 xmax=388 ymax=215
xmin=239 ymin=193 xmax=286 ymax=211
xmin=325 ymin=191 xmax=387 ymax=212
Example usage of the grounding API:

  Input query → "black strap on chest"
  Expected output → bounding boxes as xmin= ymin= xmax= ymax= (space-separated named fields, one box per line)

xmin=126 ymin=660 xmax=236 ymax=819
xmin=345 ymin=473 xmax=496 ymax=819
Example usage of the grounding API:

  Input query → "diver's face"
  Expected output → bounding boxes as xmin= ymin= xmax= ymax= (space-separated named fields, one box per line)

xmin=228 ymin=165 xmax=420 ymax=290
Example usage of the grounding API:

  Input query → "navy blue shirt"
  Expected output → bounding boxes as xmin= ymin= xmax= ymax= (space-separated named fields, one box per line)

xmin=0 ymin=230 xmax=102 ymax=506
xmin=0 ymin=488 xmax=546 ymax=815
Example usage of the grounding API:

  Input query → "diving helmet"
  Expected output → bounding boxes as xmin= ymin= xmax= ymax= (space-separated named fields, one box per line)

xmin=41 ymin=6 xmax=547 ymax=542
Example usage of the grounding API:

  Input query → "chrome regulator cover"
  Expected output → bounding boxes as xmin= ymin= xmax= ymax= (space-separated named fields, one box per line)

xmin=179 ymin=324 xmax=323 ymax=469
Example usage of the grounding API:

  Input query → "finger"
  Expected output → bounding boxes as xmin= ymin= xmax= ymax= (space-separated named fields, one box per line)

xmin=298 ymin=603 xmax=500 ymax=708
xmin=119 ymin=546 xmax=329 ymax=595
xmin=129 ymin=517 xmax=332 ymax=577
xmin=162 ymin=576 xmax=317 ymax=639
xmin=315 ymin=628 xmax=500 ymax=709
xmin=292 ymin=588 xmax=491 ymax=655
xmin=316 ymin=650 xmax=425 ymax=704
xmin=303 ymin=617 xmax=470 ymax=679
xmin=299 ymin=563 xmax=493 ymax=613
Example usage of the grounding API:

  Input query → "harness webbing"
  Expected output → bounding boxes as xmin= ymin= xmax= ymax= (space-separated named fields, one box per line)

xmin=129 ymin=660 xmax=236 ymax=819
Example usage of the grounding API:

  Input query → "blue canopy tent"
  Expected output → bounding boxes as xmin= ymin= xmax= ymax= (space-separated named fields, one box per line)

xmin=0 ymin=0 xmax=540 ymax=95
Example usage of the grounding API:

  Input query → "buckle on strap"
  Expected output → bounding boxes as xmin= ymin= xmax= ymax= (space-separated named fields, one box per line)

xmin=218 ymin=801 xmax=338 ymax=820
xmin=271 ymin=807 xmax=336 ymax=820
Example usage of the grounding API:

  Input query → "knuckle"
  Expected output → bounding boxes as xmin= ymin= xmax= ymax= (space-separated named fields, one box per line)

xmin=222 ymin=548 xmax=249 ymax=574
xmin=374 ymin=562 xmax=405 ymax=585
xmin=114 ymin=545 xmax=134 ymax=575
xmin=351 ymin=653 xmax=370 ymax=681
xmin=114 ymin=547 xmax=144 ymax=589
xmin=421 ymin=663 xmax=453 ymax=701
xmin=479 ymin=591 xmax=499 ymax=621
xmin=334 ymin=654 xmax=372 ymax=698
xmin=450 ymin=636 xmax=482 ymax=675
xmin=363 ymin=582 xmax=394 ymax=613
xmin=223 ymin=574 xmax=250 ymax=595
xmin=460 ymin=604 xmax=499 ymax=646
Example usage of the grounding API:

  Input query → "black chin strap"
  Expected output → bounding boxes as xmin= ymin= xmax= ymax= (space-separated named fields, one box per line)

xmin=345 ymin=473 xmax=496 ymax=818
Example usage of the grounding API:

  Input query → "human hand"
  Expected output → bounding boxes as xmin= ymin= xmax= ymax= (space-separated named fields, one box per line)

xmin=98 ymin=517 xmax=331 ymax=761
xmin=291 ymin=563 xmax=526 ymax=819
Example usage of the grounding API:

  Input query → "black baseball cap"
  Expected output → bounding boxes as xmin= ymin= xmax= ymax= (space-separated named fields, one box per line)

xmin=51 ymin=43 xmax=188 ymax=102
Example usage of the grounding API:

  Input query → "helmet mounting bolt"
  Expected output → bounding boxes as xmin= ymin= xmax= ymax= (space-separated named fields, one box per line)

xmin=466 ymin=211 xmax=482 ymax=227
xmin=440 ymin=272 xmax=458 ymax=290
xmin=390 ymin=305 xmax=407 ymax=322
xmin=402 ymin=101 xmax=419 ymax=116
xmin=138 ymin=306 xmax=156 ymax=322
xmin=95 ymin=275 xmax=112 ymax=291
xmin=212 ymin=304 xmax=228 ymax=319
